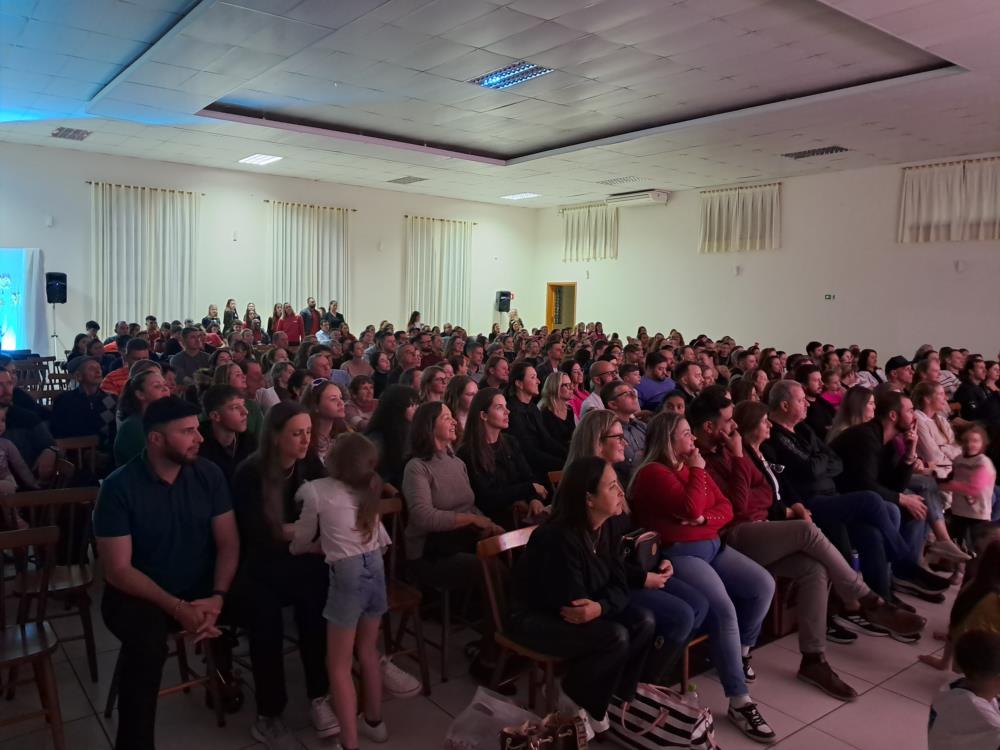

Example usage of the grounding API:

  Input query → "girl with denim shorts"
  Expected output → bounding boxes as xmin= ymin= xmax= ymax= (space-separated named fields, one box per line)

xmin=291 ymin=433 xmax=391 ymax=750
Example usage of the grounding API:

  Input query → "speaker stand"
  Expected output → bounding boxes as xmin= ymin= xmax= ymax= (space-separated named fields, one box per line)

xmin=50 ymin=303 xmax=67 ymax=359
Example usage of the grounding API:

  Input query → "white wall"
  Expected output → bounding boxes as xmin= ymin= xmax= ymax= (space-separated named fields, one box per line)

xmin=529 ymin=160 xmax=1000 ymax=358
xmin=3 ymin=141 xmax=998 ymax=359
xmin=0 ymin=142 xmax=535 ymax=346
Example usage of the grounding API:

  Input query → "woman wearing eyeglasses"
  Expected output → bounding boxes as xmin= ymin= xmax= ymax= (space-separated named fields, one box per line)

xmin=538 ymin=371 xmax=576 ymax=452
xmin=419 ymin=365 xmax=448 ymax=403
xmin=458 ymin=388 xmax=548 ymax=530
xmin=563 ymin=410 xmax=708 ymax=691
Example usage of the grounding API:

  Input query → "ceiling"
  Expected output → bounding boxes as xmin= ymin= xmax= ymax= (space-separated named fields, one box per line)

xmin=1 ymin=0 xmax=999 ymax=206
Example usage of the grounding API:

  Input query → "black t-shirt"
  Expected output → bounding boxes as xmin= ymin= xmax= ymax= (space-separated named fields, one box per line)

xmin=198 ymin=423 xmax=257 ymax=488
xmin=93 ymin=455 xmax=232 ymax=599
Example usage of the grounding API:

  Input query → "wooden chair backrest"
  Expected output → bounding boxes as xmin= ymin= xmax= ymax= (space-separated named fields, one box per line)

xmin=476 ymin=525 xmax=537 ymax=636
xmin=379 ymin=494 xmax=404 ymax=581
xmin=0 ymin=526 xmax=59 ymax=627
xmin=2 ymin=488 xmax=98 ymax=571
xmin=56 ymin=435 xmax=100 ymax=475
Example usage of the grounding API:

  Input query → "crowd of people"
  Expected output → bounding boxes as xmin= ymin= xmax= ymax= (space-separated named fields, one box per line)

xmin=10 ymin=298 xmax=1000 ymax=750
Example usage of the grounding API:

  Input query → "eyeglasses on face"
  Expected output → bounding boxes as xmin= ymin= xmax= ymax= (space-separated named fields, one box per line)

xmin=312 ymin=378 xmax=329 ymax=386
xmin=600 ymin=432 xmax=626 ymax=442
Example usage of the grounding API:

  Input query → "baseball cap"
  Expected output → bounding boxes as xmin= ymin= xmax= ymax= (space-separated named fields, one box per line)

xmin=884 ymin=355 xmax=914 ymax=374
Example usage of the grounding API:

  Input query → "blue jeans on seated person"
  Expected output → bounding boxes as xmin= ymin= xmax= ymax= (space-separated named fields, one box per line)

xmin=629 ymin=576 xmax=709 ymax=646
xmin=664 ymin=539 xmax=775 ymax=698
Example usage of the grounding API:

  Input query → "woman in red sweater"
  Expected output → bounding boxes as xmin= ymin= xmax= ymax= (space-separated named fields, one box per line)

xmin=275 ymin=303 xmax=305 ymax=346
xmin=629 ymin=411 xmax=777 ymax=744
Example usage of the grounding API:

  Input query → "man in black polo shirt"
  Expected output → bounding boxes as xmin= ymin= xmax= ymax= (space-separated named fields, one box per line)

xmin=198 ymin=384 xmax=256 ymax=487
xmin=94 ymin=397 xmax=239 ymax=750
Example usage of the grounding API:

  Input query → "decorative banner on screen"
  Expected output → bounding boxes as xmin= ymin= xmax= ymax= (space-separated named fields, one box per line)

xmin=0 ymin=249 xmax=46 ymax=354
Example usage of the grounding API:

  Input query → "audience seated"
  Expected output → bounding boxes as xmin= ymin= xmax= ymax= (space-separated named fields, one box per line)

xmin=691 ymin=390 xmax=923 ymax=701
xmin=457 ymin=387 xmax=547 ymax=528
xmin=170 ymin=327 xmax=211 ymax=385
xmin=365 ymin=385 xmax=418 ymax=491
xmin=481 ymin=353 xmax=509 ymax=390
xmin=629 ymin=410 xmax=777 ymax=743
xmin=419 ymin=365 xmax=448 ymax=403
xmin=51 ymin=356 xmax=118 ymax=452
xmin=796 ymin=363 xmax=836 ymax=441
xmin=101 ymin=338 xmax=151 ymax=396
xmin=636 ymin=350 xmax=675 ymax=411
xmin=600 ymin=379 xmax=646 ymax=477
xmin=856 ymin=349 xmax=885 ymax=390
xmin=94 ymin=396 xmax=239 ymax=749
xmin=670 ymin=361 xmax=704 ymax=408
xmin=537 ymin=371 xmax=575 ymax=451
xmin=579 ymin=359 xmax=618 ymax=417
xmin=213 ymin=362 xmax=263 ymax=438
xmin=443 ymin=375 xmax=477 ymax=444
xmin=505 ymin=362 xmax=567 ymax=479
xmin=114 ymin=368 xmax=171 ymax=466
xmin=230 ymin=402 xmax=335 ymax=745
xmin=511 ymin=456 xmax=654 ymax=740
xmin=345 ymin=375 xmax=377 ymax=431
xmin=885 ymin=356 xmax=915 ymax=393
xmin=198 ymin=384 xmax=256 ymax=486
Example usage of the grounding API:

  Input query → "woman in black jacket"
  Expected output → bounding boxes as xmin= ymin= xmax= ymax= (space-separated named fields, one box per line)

xmin=511 ymin=456 xmax=654 ymax=738
xmin=505 ymin=361 xmax=567 ymax=479
xmin=364 ymin=385 xmax=419 ymax=491
xmin=457 ymin=388 xmax=548 ymax=528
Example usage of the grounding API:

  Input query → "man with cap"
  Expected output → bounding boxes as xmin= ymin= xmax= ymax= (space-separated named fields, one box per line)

xmin=51 ymin=356 xmax=118 ymax=453
xmin=885 ymin=356 xmax=915 ymax=394
xmin=95 ymin=396 xmax=239 ymax=750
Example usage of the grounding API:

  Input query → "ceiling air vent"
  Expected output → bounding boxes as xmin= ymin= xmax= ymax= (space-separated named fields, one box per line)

xmin=387 ymin=176 xmax=427 ymax=185
xmin=597 ymin=176 xmax=640 ymax=186
xmin=782 ymin=145 xmax=848 ymax=160
xmin=51 ymin=127 xmax=92 ymax=141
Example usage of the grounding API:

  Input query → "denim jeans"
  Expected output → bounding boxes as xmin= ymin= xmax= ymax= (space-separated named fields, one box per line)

xmin=664 ymin=539 xmax=775 ymax=698
xmin=909 ymin=474 xmax=945 ymax=524
xmin=629 ymin=576 xmax=709 ymax=645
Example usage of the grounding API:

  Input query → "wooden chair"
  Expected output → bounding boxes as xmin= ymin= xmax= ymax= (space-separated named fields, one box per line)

xmin=2 ymin=488 xmax=101 ymax=683
xmin=12 ymin=360 xmax=49 ymax=392
xmin=0 ymin=526 xmax=65 ymax=749
xmin=477 ymin=525 xmax=564 ymax=713
xmin=31 ymin=389 xmax=62 ymax=408
xmin=681 ymin=635 xmax=709 ymax=693
xmin=379 ymin=495 xmax=431 ymax=695
xmin=104 ymin=636 xmax=227 ymax=728
xmin=47 ymin=372 xmax=73 ymax=391
xmin=55 ymin=435 xmax=100 ymax=477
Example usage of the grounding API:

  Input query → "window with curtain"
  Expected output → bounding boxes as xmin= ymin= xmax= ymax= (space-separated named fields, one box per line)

xmin=269 ymin=200 xmax=350 ymax=315
xmin=91 ymin=182 xmax=199 ymax=328
xmin=562 ymin=203 xmax=619 ymax=262
xmin=699 ymin=182 xmax=781 ymax=254
xmin=898 ymin=157 xmax=1000 ymax=243
xmin=403 ymin=216 xmax=472 ymax=328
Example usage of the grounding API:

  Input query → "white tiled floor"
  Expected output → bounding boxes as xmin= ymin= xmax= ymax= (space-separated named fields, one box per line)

xmin=1 ymin=582 xmax=959 ymax=750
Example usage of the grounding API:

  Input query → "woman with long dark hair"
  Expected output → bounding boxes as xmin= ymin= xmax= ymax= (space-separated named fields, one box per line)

xmin=443 ymin=375 xmax=477 ymax=444
xmin=300 ymin=379 xmax=347 ymax=462
xmin=505 ymin=361 xmax=566 ymax=479
xmin=457 ymin=388 xmax=547 ymax=529
xmin=511 ymin=456 xmax=654 ymax=740
xmin=365 ymin=385 xmax=419 ymax=491
xmin=230 ymin=402 xmax=335 ymax=744
xmin=856 ymin=349 xmax=884 ymax=389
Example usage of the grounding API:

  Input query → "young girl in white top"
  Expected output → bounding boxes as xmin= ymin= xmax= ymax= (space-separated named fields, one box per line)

xmin=291 ymin=433 xmax=391 ymax=750
xmin=945 ymin=426 xmax=998 ymax=551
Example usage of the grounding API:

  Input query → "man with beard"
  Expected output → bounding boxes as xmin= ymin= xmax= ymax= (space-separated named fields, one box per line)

xmin=95 ymin=396 xmax=239 ymax=750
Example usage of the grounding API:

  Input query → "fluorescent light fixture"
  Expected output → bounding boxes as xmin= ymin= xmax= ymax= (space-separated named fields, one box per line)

xmin=500 ymin=193 xmax=541 ymax=200
xmin=470 ymin=62 xmax=553 ymax=90
xmin=239 ymin=153 xmax=283 ymax=165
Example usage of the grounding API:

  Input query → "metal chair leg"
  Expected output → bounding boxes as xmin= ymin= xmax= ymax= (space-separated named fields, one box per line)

xmin=439 ymin=589 xmax=450 ymax=683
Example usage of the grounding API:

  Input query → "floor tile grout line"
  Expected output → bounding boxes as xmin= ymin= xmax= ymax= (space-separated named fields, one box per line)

xmin=58 ymin=641 xmax=115 ymax=748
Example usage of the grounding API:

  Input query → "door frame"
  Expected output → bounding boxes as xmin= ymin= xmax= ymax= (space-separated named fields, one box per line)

xmin=545 ymin=282 xmax=577 ymax=331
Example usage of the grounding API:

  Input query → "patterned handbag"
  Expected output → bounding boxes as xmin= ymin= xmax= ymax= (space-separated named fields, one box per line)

xmin=500 ymin=712 xmax=588 ymax=750
xmin=607 ymin=683 xmax=721 ymax=749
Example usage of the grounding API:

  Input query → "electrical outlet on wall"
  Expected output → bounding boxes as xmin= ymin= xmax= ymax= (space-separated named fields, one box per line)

xmin=824 ymin=293 xmax=837 ymax=300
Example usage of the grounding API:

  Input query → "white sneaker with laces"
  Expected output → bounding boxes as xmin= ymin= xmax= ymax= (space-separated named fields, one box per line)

xmin=586 ymin=709 xmax=610 ymax=735
xmin=358 ymin=714 xmax=389 ymax=743
xmin=310 ymin=696 xmax=340 ymax=739
xmin=380 ymin=655 xmax=422 ymax=698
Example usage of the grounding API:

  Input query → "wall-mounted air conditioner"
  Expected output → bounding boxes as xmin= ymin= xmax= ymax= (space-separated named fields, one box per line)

xmin=604 ymin=190 xmax=671 ymax=207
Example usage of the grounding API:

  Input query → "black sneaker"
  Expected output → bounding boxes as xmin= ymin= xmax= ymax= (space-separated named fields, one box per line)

xmin=832 ymin=612 xmax=890 ymax=637
xmin=890 ymin=596 xmax=917 ymax=613
xmin=892 ymin=582 xmax=947 ymax=604
xmin=742 ymin=656 xmax=756 ymax=683
xmin=826 ymin=621 xmax=859 ymax=644
xmin=892 ymin=570 xmax=949 ymax=596
xmin=728 ymin=702 xmax=776 ymax=744
xmin=890 ymin=630 xmax=921 ymax=644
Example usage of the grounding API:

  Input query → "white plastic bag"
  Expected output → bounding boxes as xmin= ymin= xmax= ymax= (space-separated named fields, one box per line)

xmin=444 ymin=687 xmax=538 ymax=750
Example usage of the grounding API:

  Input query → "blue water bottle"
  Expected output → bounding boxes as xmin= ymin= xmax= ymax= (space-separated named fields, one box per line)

xmin=850 ymin=549 xmax=861 ymax=572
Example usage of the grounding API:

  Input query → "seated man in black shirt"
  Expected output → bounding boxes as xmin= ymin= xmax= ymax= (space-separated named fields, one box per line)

xmin=0 ymin=368 xmax=56 ymax=482
xmin=954 ymin=356 xmax=1000 ymax=426
xmin=94 ymin=397 xmax=239 ymax=750
xmin=199 ymin=384 xmax=256 ymax=487
xmin=51 ymin=356 xmax=118 ymax=453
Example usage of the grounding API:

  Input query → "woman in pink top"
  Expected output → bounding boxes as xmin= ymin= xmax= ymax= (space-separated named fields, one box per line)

xmin=563 ymin=360 xmax=589 ymax=419
xmin=275 ymin=303 xmax=305 ymax=345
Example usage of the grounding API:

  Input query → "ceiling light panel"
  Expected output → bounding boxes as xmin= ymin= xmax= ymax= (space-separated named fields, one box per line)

xmin=469 ymin=61 xmax=554 ymax=90
xmin=238 ymin=153 xmax=283 ymax=165
xmin=500 ymin=192 xmax=541 ymax=200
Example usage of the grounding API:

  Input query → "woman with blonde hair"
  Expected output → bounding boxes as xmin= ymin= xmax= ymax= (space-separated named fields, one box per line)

xmin=538 ymin=370 xmax=575 ymax=452
xmin=826 ymin=385 xmax=874 ymax=443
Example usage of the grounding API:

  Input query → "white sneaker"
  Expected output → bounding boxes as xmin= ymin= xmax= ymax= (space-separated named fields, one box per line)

xmin=586 ymin=709 xmax=610 ymax=735
xmin=358 ymin=714 xmax=389 ymax=743
xmin=380 ymin=655 xmax=422 ymax=698
xmin=310 ymin=696 xmax=340 ymax=739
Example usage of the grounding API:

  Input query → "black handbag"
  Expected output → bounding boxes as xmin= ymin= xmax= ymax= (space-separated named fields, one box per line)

xmin=619 ymin=528 xmax=660 ymax=573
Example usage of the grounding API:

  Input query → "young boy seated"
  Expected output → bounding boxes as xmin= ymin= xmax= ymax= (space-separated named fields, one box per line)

xmin=929 ymin=629 xmax=1000 ymax=750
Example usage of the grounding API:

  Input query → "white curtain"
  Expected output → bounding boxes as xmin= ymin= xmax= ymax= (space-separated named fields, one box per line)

xmin=270 ymin=201 xmax=350 ymax=315
xmin=562 ymin=203 xmax=619 ymax=262
xmin=91 ymin=182 xmax=199 ymax=328
xmin=403 ymin=216 xmax=472 ymax=328
xmin=699 ymin=183 xmax=781 ymax=253
xmin=898 ymin=157 xmax=1000 ymax=243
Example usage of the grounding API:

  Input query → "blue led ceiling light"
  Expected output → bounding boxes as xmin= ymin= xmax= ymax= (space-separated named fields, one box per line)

xmin=470 ymin=61 xmax=554 ymax=90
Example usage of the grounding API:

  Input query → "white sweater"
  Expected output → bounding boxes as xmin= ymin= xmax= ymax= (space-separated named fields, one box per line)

xmin=949 ymin=453 xmax=997 ymax=521
xmin=290 ymin=477 xmax=390 ymax=563
xmin=915 ymin=409 xmax=962 ymax=479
